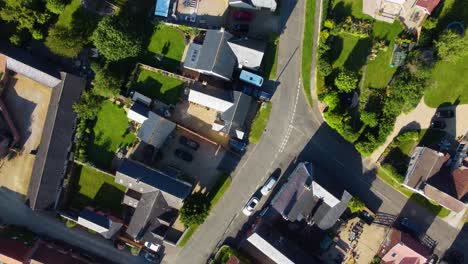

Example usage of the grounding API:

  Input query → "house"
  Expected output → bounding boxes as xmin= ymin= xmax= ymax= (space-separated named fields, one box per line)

xmin=132 ymin=91 xmax=152 ymax=106
xmin=183 ymin=29 xmax=265 ymax=81
xmin=155 ymin=0 xmax=171 ymax=17
xmin=128 ymin=101 xmax=150 ymax=124
xmin=0 ymin=42 xmax=86 ymax=211
xmin=378 ymin=228 xmax=432 ymax=264
xmin=115 ymin=159 xmax=192 ymax=244
xmin=188 ymin=83 xmax=253 ymax=139
xmin=363 ymin=0 xmax=441 ymax=32
xmin=242 ymin=222 xmax=317 ymax=264
xmin=77 ymin=208 xmax=123 ymax=239
xmin=0 ymin=237 xmax=34 ymax=264
xmin=229 ymin=0 xmax=277 ymax=12
xmin=271 ymin=162 xmax=352 ymax=230
xmin=138 ymin=111 xmax=176 ymax=148
xmin=451 ymin=131 xmax=468 ymax=202
xmin=403 ymin=146 xmax=466 ymax=213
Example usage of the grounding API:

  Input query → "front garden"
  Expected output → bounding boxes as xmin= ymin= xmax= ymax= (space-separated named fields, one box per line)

xmin=70 ymin=164 xmax=126 ymax=215
xmin=249 ymin=102 xmax=272 ymax=144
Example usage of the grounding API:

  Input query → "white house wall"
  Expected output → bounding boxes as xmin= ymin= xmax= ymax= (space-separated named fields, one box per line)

xmin=189 ymin=89 xmax=234 ymax=112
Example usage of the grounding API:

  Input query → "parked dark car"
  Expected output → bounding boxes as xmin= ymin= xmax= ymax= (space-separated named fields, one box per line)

xmin=431 ymin=120 xmax=446 ymax=129
xmin=233 ymin=10 xmax=253 ymax=21
xmin=179 ymin=136 xmax=199 ymax=150
xmin=229 ymin=138 xmax=247 ymax=154
xmin=435 ymin=110 xmax=454 ymax=118
xmin=143 ymin=252 xmax=160 ymax=263
xmin=174 ymin=148 xmax=193 ymax=162
xmin=359 ymin=211 xmax=374 ymax=225
xmin=233 ymin=24 xmax=249 ymax=34
xmin=253 ymin=89 xmax=272 ymax=101
xmin=242 ymin=85 xmax=254 ymax=96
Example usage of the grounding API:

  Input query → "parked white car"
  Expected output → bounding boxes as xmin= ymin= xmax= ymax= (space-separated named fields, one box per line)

xmin=260 ymin=178 xmax=277 ymax=195
xmin=242 ymin=197 xmax=259 ymax=216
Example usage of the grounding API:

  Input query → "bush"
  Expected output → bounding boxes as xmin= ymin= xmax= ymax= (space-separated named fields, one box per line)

xmin=335 ymin=69 xmax=358 ymax=93
xmin=46 ymin=0 xmax=67 ymax=14
xmin=434 ymin=29 xmax=468 ymax=62
xmin=65 ymin=219 xmax=77 ymax=228
xmin=360 ymin=111 xmax=378 ymax=127
xmin=324 ymin=19 xmax=335 ymax=29
xmin=73 ymin=91 xmax=101 ymax=120
xmin=46 ymin=26 xmax=86 ymax=58
xmin=318 ymin=58 xmax=333 ymax=76
xmin=396 ymin=130 xmax=419 ymax=142
xmin=91 ymin=17 xmax=143 ymax=61
xmin=130 ymin=246 xmax=141 ymax=256
xmin=180 ymin=192 xmax=210 ymax=227
xmin=9 ymin=34 xmax=21 ymax=46
xmin=91 ymin=62 xmax=123 ymax=98
xmin=348 ymin=197 xmax=365 ymax=213
xmin=323 ymin=91 xmax=340 ymax=110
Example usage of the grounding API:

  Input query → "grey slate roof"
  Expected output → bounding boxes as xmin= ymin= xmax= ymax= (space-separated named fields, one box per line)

xmin=78 ymin=209 xmax=123 ymax=239
xmin=0 ymin=42 xmax=61 ymax=88
xmin=220 ymin=91 xmax=253 ymax=136
xmin=130 ymin=101 xmax=150 ymax=118
xmin=404 ymin=147 xmax=449 ymax=189
xmin=27 ymin=73 xmax=86 ymax=210
xmin=184 ymin=30 xmax=236 ymax=80
xmin=271 ymin=162 xmax=351 ymax=230
xmin=115 ymin=159 xmax=192 ymax=208
xmin=227 ymin=37 xmax=266 ymax=70
xmin=138 ymin=112 xmax=176 ymax=148
xmin=126 ymin=191 xmax=169 ymax=239
xmin=183 ymin=43 xmax=202 ymax=70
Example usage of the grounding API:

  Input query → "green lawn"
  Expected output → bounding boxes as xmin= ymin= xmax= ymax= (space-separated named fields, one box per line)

xmin=210 ymin=245 xmax=252 ymax=264
xmin=424 ymin=52 xmax=468 ymax=107
xmin=331 ymin=0 xmax=368 ymax=20
xmin=135 ymin=68 xmax=185 ymax=105
xmin=364 ymin=21 xmax=403 ymax=89
xmin=208 ymin=173 xmax=232 ymax=208
xmin=178 ymin=225 xmax=198 ymax=247
xmin=249 ymin=102 xmax=272 ymax=144
xmin=145 ymin=24 xmax=186 ymax=72
xmin=87 ymin=101 xmax=136 ymax=169
xmin=302 ymin=0 xmax=316 ymax=106
xmin=56 ymin=0 xmax=81 ymax=28
xmin=331 ymin=34 xmax=371 ymax=72
xmin=263 ymin=36 xmax=279 ymax=80
xmin=70 ymin=165 xmax=126 ymax=215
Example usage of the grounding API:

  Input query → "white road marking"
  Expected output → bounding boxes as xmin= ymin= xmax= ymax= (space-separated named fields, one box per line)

xmin=278 ymin=78 xmax=301 ymax=153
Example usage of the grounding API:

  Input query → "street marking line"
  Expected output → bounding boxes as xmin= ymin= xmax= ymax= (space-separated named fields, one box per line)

xmin=279 ymin=78 xmax=301 ymax=153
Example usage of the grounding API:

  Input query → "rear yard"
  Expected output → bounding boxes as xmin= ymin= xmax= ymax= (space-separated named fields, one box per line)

xmin=0 ymin=74 xmax=51 ymax=195
xmin=87 ymin=101 xmax=136 ymax=169
xmin=70 ymin=164 xmax=126 ymax=215
xmin=135 ymin=68 xmax=185 ymax=105
xmin=145 ymin=24 xmax=186 ymax=72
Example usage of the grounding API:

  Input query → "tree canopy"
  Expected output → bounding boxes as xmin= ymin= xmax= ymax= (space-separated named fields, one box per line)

xmin=434 ymin=29 xmax=468 ymax=62
xmin=348 ymin=197 xmax=365 ymax=213
xmin=45 ymin=26 xmax=85 ymax=58
xmin=360 ymin=111 xmax=378 ymax=127
xmin=335 ymin=69 xmax=358 ymax=93
xmin=91 ymin=62 xmax=123 ymax=98
xmin=73 ymin=91 xmax=101 ymax=120
xmin=91 ymin=17 xmax=143 ymax=61
xmin=179 ymin=192 xmax=210 ymax=227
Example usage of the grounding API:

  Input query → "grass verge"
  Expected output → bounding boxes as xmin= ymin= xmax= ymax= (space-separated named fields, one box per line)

xmin=178 ymin=225 xmax=198 ymax=248
xmin=263 ymin=36 xmax=279 ymax=80
xmin=249 ymin=102 xmax=272 ymax=144
xmin=301 ymin=0 xmax=316 ymax=106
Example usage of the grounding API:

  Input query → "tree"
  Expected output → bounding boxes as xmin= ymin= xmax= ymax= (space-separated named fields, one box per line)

xmin=9 ymin=34 xmax=21 ymax=46
xmin=360 ymin=111 xmax=378 ymax=127
xmin=91 ymin=62 xmax=123 ymax=97
xmin=45 ymin=26 xmax=85 ymax=58
xmin=423 ymin=17 xmax=437 ymax=30
xmin=334 ymin=69 xmax=358 ymax=93
xmin=323 ymin=91 xmax=340 ymax=110
xmin=0 ymin=0 xmax=51 ymax=37
xmin=318 ymin=58 xmax=333 ymax=76
xmin=46 ymin=0 xmax=66 ymax=14
xmin=348 ymin=197 xmax=365 ymax=213
xmin=396 ymin=130 xmax=419 ymax=142
xmin=434 ymin=29 xmax=468 ymax=62
xmin=91 ymin=17 xmax=143 ymax=61
xmin=73 ymin=91 xmax=101 ymax=120
xmin=179 ymin=192 xmax=210 ymax=227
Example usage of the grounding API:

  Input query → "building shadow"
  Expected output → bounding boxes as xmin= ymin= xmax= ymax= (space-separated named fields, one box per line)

xmin=441 ymin=224 xmax=467 ymax=264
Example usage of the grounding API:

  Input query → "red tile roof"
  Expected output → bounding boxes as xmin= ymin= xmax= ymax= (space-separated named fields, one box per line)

xmin=452 ymin=166 xmax=468 ymax=200
xmin=0 ymin=237 xmax=33 ymax=263
xmin=416 ymin=0 xmax=441 ymax=14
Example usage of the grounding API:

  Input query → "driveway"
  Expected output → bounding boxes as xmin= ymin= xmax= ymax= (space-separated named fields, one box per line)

xmin=0 ymin=188 xmax=145 ymax=264
xmin=370 ymin=98 xmax=468 ymax=162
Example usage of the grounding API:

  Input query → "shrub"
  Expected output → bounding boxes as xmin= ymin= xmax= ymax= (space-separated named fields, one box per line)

xmin=324 ymin=19 xmax=335 ymax=29
xmin=335 ymin=69 xmax=358 ymax=93
xmin=434 ymin=29 xmax=468 ymax=62
xmin=360 ymin=111 xmax=378 ymax=127
xmin=130 ymin=246 xmax=140 ymax=256
xmin=396 ymin=130 xmax=419 ymax=142
xmin=9 ymin=34 xmax=21 ymax=46
xmin=46 ymin=0 xmax=67 ymax=14
xmin=46 ymin=26 xmax=86 ymax=58
xmin=91 ymin=62 xmax=123 ymax=98
xmin=65 ymin=219 xmax=77 ymax=228
xmin=73 ymin=91 xmax=101 ymax=120
xmin=348 ymin=197 xmax=365 ymax=213
xmin=91 ymin=17 xmax=143 ymax=61
xmin=180 ymin=192 xmax=210 ymax=227
xmin=318 ymin=58 xmax=333 ymax=76
xmin=323 ymin=91 xmax=340 ymax=110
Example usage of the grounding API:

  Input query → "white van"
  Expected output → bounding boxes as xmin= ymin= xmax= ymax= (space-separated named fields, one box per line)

xmin=260 ymin=178 xmax=277 ymax=195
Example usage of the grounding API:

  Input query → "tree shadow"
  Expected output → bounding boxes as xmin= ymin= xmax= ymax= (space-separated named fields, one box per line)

xmin=93 ymin=183 xmax=125 ymax=216
xmin=87 ymin=134 xmax=114 ymax=170
xmin=161 ymin=41 xmax=171 ymax=56
xmin=134 ymin=76 xmax=184 ymax=105
xmin=331 ymin=2 xmax=352 ymax=24
xmin=344 ymin=38 xmax=372 ymax=72
xmin=328 ymin=36 xmax=344 ymax=65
